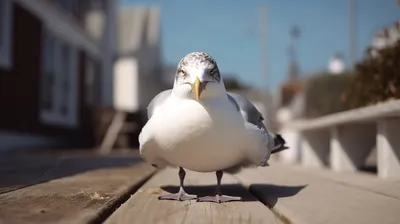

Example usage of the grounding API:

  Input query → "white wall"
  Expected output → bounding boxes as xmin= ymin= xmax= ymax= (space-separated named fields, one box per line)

xmin=113 ymin=6 xmax=163 ymax=112
xmin=113 ymin=57 xmax=140 ymax=112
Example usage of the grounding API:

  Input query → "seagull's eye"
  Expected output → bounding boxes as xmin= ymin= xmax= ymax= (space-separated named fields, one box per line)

xmin=209 ymin=69 xmax=220 ymax=81
xmin=178 ymin=69 xmax=188 ymax=78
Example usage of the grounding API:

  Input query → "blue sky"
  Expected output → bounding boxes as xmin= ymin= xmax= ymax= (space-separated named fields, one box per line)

xmin=120 ymin=0 xmax=400 ymax=90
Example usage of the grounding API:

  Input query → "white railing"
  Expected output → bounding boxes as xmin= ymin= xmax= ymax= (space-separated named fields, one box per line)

xmin=278 ymin=99 xmax=400 ymax=181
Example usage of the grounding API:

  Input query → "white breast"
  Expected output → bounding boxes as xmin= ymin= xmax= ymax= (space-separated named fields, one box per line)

xmin=143 ymin=96 xmax=248 ymax=172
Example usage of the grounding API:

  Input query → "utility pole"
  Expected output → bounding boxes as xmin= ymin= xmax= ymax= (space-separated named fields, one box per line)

xmin=287 ymin=25 xmax=300 ymax=81
xmin=348 ymin=0 xmax=357 ymax=67
xmin=259 ymin=6 xmax=268 ymax=90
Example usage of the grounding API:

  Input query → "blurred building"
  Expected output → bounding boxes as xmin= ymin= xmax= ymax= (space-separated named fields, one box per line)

xmin=0 ymin=0 xmax=117 ymax=150
xmin=114 ymin=6 xmax=163 ymax=113
xmin=274 ymin=41 xmax=306 ymax=162
xmin=0 ymin=0 xmax=166 ymax=151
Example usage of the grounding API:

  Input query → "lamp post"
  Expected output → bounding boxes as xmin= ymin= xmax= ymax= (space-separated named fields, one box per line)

xmin=348 ymin=0 xmax=357 ymax=67
xmin=287 ymin=25 xmax=300 ymax=81
xmin=259 ymin=6 xmax=268 ymax=91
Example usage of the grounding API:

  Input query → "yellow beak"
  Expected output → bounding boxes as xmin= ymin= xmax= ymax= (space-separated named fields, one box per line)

xmin=193 ymin=76 xmax=202 ymax=101
xmin=185 ymin=77 xmax=208 ymax=101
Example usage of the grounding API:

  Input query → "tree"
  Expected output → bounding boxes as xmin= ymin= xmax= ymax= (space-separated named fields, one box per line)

xmin=341 ymin=40 xmax=400 ymax=108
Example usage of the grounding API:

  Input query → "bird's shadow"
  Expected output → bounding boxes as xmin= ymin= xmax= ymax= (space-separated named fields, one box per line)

xmin=249 ymin=184 xmax=307 ymax=208
xmin=161 ymin=183 xmax=306 ymax=206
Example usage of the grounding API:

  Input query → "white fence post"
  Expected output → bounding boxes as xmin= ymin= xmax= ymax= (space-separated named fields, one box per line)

xmin=279 ymin=128 xmax=301 ymax=164
xmin=281 ymin=100 xmax=400 ymax=180
xmin=377 ymin=118 xmax=400 ymax=180
xmin=330 ymin=124 xmax=376 ymax=172
xmin=301 ymin=129 xmax=330 ymax=168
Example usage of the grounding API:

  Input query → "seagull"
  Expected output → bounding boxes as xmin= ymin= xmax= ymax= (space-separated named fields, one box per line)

xmin=139 ymin=52 xmax=288 ymax=203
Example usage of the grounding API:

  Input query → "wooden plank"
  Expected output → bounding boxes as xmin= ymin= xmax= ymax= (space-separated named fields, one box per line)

xmin=0 ymin=154 xmax=142 ymax=194
xmin=0 ymin=162 xmax=155 ymax=224
xmin=235 ymin=162 xmax=400 ymax=224
xmin=105 ymin=168 xmax=283 ymax=224
xmin=0 ymin=155 xmax=60 ymax=194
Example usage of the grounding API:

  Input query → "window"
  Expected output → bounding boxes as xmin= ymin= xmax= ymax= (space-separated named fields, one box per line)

xmin=59 ymin=43 xmax=71 ymax=115
xmin=0 ymin=0 xmax=13 ymax=69
xmin=40 ymin=29 xmax=78 ymax=127
xmin=41 ymin=34 xmax=55 ymax=111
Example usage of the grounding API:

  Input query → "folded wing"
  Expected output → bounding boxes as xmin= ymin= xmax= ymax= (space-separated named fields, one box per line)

xmin=227 ymin=92 xmax=288 ymax=166
xmin=139 ymin=89 xmax=173 ymax=168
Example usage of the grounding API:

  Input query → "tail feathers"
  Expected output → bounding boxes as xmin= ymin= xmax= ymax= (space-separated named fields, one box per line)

xmin=271 ymin=134 xmax=289 ymax=154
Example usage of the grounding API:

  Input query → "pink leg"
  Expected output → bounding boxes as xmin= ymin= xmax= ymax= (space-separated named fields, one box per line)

xmin=197 ymin=170 xmax=242 ymax=203
xmin=158 ymin=167 xmax=197 ymax=201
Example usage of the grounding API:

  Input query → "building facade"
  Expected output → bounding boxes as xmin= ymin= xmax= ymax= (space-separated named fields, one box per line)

xmin=114 ymin=6 xmax=163 ymax=113
xmin=0 ymin=0 xmax=117 ymax=150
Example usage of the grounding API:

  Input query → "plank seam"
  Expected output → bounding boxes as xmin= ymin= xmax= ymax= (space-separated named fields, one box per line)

xmin=247 ymin=186 xmax=293 ymax=224
xmin=232 ymin=175 xmax=293 ymax=224
xmin=87 ymin=169 xmax=157 ymax=224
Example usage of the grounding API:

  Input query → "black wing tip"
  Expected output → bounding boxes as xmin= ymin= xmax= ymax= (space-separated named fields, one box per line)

xmin=276 ymin=134 xmax=286 ymax=144
xmin=271 ymin=134 xmax=289 ymax=154
xmin=271 ymin=146 xmax=289 ymax=154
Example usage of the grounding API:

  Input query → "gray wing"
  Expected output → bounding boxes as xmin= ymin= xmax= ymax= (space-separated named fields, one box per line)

xmin=147 ymin=89 xmax=172 ymax=119
xmin=227 ymin=92 xmax=265 ymax=130
xmin=227 ymin=92 xmax=287 ymax=154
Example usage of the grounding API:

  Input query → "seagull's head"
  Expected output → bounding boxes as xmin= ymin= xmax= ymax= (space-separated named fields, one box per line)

xmin=172 ymin=52 xmax=226 ymax=101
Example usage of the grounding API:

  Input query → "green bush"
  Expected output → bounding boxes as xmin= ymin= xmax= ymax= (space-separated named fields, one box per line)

xmin=304 ymin=73 xmax=353 ymax=118
xmin=342 ymin=40 xmax=400 ymax=109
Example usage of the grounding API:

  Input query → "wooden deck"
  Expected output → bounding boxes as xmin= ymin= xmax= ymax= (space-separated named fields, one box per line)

xmin=0 ymin=151 xmax=399 ymax=224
